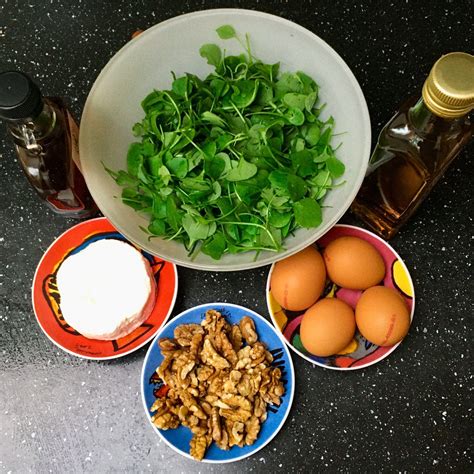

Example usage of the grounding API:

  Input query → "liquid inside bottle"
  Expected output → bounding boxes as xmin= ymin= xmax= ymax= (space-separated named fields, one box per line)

xmin=352 ymin=53 xmax=474 ymax=239
xmin=10 ymin=97 xmax=97 ymax=217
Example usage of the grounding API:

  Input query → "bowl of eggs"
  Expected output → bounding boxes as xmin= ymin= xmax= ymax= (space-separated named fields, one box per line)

xmin=266 ymin=224 xmax=415 ymax=370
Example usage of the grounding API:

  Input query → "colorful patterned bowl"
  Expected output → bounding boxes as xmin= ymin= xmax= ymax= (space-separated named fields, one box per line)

xmin=141 ymin=302 xmax=295 ymax=463
xmin=266 ymin=225 xmax=415 ymax=370
xmin=32 ymin=217 xmax=178 ymax=360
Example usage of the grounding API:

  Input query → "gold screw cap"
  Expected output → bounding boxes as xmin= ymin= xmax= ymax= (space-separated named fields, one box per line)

xmin=422 ymin=52 xmax=474 ymax=118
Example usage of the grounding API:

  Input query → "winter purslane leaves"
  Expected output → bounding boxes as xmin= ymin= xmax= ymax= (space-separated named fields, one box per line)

xmin=106 ymin=26 xmax=345 ymax=260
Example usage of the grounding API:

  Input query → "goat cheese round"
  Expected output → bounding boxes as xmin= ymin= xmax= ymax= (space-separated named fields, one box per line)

xmin=56 ymin=239 xmax=156 ymax=340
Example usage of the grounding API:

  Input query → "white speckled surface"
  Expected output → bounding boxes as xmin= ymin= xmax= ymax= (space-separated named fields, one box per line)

xmin=0 ymin=0 xmax=472 ymax=472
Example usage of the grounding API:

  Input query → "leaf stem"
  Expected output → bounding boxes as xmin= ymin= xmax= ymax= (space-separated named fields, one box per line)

xmin=220 ymin=220 xmax=279 ymax=249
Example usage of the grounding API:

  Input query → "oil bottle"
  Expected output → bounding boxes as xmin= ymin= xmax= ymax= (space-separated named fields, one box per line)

xmin=352 ymin=52 xmax=474 ymax=239
xmin=0 ymin=71 xmax=97 ymax=218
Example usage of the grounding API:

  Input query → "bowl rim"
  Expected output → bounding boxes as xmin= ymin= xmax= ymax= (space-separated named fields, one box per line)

xmin=80 ymin=8 xmax=371 ymax=271
xmin=265 ymin=224 xmax=416 ymax=370
xmin=140 ymin=301 xmax=295 ymax=463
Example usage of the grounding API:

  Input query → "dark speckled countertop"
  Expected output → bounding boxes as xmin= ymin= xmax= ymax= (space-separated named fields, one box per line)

xmin=0 ymin=1 xmax=472 ymax=473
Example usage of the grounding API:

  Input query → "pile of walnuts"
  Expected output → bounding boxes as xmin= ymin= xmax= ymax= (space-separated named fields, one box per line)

xmin=150 ymin=309 xmax=285 ymax=460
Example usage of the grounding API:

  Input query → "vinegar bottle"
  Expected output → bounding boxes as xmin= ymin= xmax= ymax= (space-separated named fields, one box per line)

xmin=352 ymin=52 xmax=474 ymax=239
xmin=0 ymin=71 xmax=97 ymax=218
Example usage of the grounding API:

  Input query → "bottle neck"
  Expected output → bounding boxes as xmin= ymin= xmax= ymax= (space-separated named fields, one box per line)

xmin=8 ymin=100 xmax=57 ymax=148
xmin=408 ymin=97 xmax=466 ymax=137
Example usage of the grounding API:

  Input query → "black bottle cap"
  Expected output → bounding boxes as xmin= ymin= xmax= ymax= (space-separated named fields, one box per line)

xmin=0 ymin=71 xmax=43 ymax=120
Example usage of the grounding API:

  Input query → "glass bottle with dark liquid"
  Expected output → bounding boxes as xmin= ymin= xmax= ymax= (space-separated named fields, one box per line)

xmin=0 ymin=71 xmax=97 ymax=218
xmin=352 ymin=52 xmax=474 ymax=239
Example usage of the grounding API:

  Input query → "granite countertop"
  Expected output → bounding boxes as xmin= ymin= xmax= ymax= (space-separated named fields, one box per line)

xmin=0 ymin=1 xmax=472 ymax=473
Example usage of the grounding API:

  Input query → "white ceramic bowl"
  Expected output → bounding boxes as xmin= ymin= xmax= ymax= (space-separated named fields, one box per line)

xmin=80 ymin=8 xmax=371 ymax=271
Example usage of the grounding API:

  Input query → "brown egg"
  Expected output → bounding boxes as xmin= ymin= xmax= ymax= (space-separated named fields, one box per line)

xmin=356 ymin=286 xmax=410 ymax=346
xmin=323 ymin=236 xmax=385 ymax=290
xmin=271 ymin=246 xmax=326 ymax=311
xmin=300 ymin=298 xmax=356 ymax=357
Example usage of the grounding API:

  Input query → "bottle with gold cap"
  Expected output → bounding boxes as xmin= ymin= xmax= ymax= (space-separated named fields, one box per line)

xmin=351 ymin=52 xmax=474 ymax=239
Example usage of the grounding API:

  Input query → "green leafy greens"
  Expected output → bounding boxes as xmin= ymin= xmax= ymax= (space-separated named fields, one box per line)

xmin=106 ymin=25 xmax=345 ymax=260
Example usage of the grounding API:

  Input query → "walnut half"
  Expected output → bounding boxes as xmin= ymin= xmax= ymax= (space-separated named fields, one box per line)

xmin=239 ymin=316 xmax=258 ymax=345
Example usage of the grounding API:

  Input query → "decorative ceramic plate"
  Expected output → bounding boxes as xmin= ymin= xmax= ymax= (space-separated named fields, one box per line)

xmin=141 ymin=303 xmax=295 ymax=463
xmin=32 ymin=217 xmax=178 ymax=360
xmin=266 ymin=224 xmax=415 ymax=370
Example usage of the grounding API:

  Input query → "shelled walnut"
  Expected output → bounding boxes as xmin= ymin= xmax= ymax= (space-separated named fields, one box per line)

xmin=149 ymin=309 xmax=285 ymax=461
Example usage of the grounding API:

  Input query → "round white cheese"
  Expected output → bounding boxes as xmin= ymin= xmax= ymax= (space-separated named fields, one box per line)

xmin=56 ymin=239 xmax=156 ymax=340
